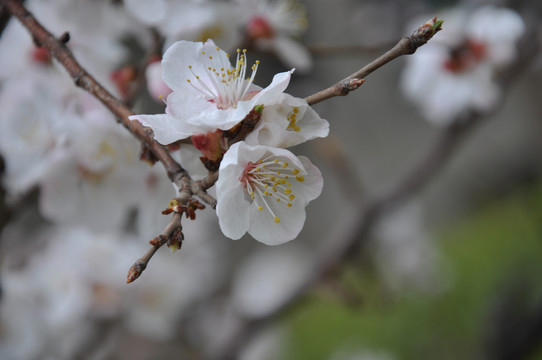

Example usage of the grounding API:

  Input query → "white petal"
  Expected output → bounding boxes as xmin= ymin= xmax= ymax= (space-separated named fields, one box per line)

xmin=162 ymin=40 xmax=204 ymax=92
xmin=216 ymin=144 xmax=252 ymax=240
xmin=129 ymin=114 xmax=195 ymax=144
xmin=271 ymin=37 xmax=313 ymax=74
xmin=245 ymin=93 xmax=329 ymax=148
xmin=248 ymin=201 xmax=306 ymax=245
xmin=251 ymin=69 xmax=294 ymax=105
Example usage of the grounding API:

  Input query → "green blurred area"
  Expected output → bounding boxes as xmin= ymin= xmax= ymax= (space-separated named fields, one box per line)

xmin=284 ymin=181 xmax=542 ymax=360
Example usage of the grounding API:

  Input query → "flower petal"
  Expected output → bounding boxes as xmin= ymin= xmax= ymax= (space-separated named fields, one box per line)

xmin=129 ymin=114 xmax=195 ymax=144
xmin=245 ymin=93 xmax=329 ymax=148
xmin=216 ymin=144 xmax=252 ymax=240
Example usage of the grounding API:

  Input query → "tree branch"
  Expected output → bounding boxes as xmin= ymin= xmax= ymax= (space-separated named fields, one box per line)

xmin=304 ymin=17 xmax=443 ymax=106
xmin=2 ymin=0 xmax=185 ymax=181
xmin=1 ymin=0 xmax=221 ymax=282
xmin=126 ymin=212 xmax=183 ymax=283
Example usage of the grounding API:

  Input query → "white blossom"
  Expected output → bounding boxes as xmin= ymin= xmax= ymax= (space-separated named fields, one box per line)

xmin=131 ymin=40 xmax=294 ymax=144
xmin=216 ymin=142 xmax=323 ymax=244
xmin=401 ymin=5 xmax=525 ymax=125
xmin=232 ymin=246 xmax=312 ymax=317
xmin=131 ymin=40 xmax=327 ymax=148
xmin=236 ymin=0 xmax=312 ymax=72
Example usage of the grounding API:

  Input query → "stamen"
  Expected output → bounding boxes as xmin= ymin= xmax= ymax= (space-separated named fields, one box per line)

xmin=185 ymin=46 xmax=260 ymax=109
xmin=240 ymin=156 xmax=305 ymax=224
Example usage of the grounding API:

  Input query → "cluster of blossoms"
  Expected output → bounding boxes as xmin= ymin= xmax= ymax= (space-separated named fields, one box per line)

xmin=0 ymin=0 xmax=316 ymax=241
xmin=132 ymin=39 xmax=329 ymax=244
xmin=0 ymin=0 xmax=317 ymax=355
xmin=0 ymin=0 xmax=176 ymax=237
xmin=401 ymin=5 xmax=525 ymax=125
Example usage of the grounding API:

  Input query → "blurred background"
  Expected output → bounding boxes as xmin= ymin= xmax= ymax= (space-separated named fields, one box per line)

xmin=1 ymin=0 xmax=542 ymax=359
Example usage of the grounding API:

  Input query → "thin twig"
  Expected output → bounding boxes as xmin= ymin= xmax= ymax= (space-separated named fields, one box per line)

xmin=304 ymin=17 xmax=443 ymax=106
xmin=126 ymin=212 xmax=183 ymax=283
xmin=0 ymin=1 xmax=14 ymax=38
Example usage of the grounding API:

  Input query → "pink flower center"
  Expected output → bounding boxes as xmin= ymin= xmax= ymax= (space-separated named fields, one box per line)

xmin=31 ymin=46 xmax=52 ymax=65
xmin=443 ymin=39 xmax=487 ymax=74
xmin=239 ymin=157 xmax=305 ymax=223
xmin=247 ymin=16 xmax=275 ymax=39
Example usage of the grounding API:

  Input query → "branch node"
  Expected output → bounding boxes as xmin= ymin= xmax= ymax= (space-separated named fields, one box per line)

xmin=149 ymin=234 xmax=167 ymax=246
xmin=59 ymin=31 xmax=70 ymax=44
xmin=339 ymin=78 xmax=365 ymax=95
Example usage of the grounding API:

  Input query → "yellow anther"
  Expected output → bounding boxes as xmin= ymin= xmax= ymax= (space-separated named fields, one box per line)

xmin=258 ymin=206 xmax=263 ymax=211
xmin=188 ymin=65 xmax=192 ymax=69
xmin=292 ymin=169 xmax=300 ymax=175
xmin=282 ymin=162 xmax=288 ymax=168
xmin=168 ymin=199 xmax=179 ymax=208
xmin=296 ymin=175 xmax=305 ymax=182
xmin=287 ymin=203 xmax=292 ymax=207
xmin=276 ymin=198 xmax=280 ymax=202
xmin=274 ymin=216 xmax=280 ymax=223
xmin=285 ymin=189 xmax=292 ymax=194
xmin=289 ymin=195 xmax=295 ymax=201
xmin=293 ymin=107 xmax=299 ymax=113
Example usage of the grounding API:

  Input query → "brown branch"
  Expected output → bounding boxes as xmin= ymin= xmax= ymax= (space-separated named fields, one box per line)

xmin=2 ymin=0 xmax=185 ymax=181
xmin=0 ymin=1 xmax=14 ymax=37
xmin=193 ymin=171 xmax=219 ymax=208
xmin=1 ymin=0 xmax=222 ymax=282
xmin=126 ymin=212 xmax=182 ymax=283
xmin=304 ymin=17 xmax=443 ymax=106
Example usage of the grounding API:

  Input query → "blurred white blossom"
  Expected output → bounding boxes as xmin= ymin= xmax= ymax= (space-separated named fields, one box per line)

xmin=232 ymin=245 xmax=312 ymax=316
xmin=401 ymin=5 xmax=525 ymax=125
xmin=236 ymin=0 xmax=312 ymax=72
